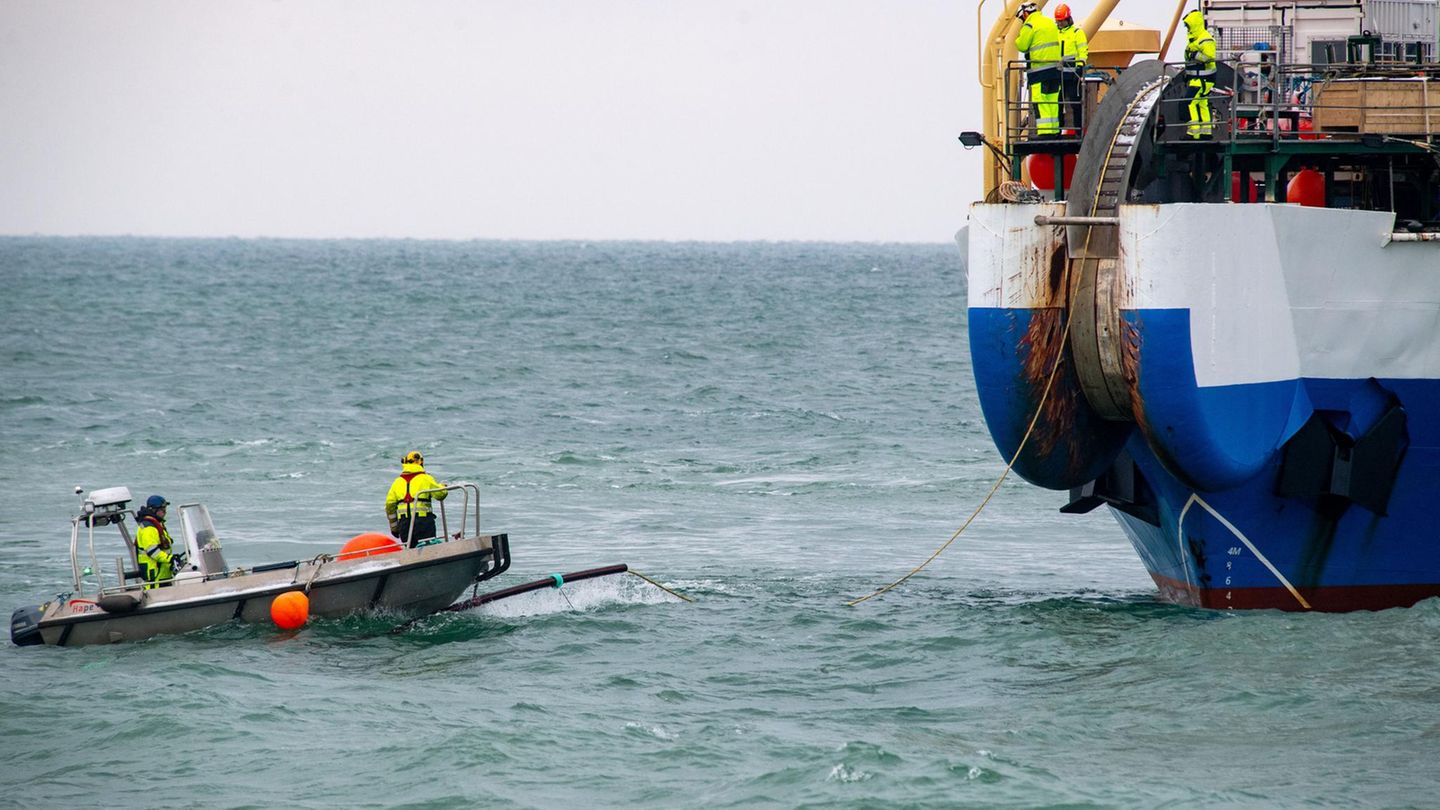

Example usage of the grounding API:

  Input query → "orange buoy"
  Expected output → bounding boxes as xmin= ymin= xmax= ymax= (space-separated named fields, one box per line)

xmin=271 ymin=591 xmax=309 ymax=630
xmin=1287 ymin=167 xmax=1325 ymax=208
xmin=337 ymin=532 xmax=402 ymax=561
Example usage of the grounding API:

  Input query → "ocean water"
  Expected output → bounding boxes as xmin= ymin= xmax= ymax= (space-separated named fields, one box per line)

xmin=3 ymin=237 xmax=1438 ymax=808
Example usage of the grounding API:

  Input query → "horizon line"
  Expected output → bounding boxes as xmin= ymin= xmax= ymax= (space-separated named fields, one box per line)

xmin=0 ymin=232 xmax=957 ymax=246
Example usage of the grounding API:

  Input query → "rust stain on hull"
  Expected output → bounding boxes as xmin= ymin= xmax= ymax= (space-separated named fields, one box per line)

xmin=1014 ymin=227 xmax=1089 ymax=479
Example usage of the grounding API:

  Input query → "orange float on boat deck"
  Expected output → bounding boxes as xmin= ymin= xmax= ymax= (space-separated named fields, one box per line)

xmin=337 ymin=532 xmax=402 ymax=561
xmin=270 ymin=591 xmax=309 ymax=630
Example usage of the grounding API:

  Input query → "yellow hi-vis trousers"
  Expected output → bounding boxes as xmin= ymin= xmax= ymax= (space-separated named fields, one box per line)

xmin=1187 ymin=78 xmax=1214 ymax=138
xmin=1028 ymin=67 xmax=1062 ymax=137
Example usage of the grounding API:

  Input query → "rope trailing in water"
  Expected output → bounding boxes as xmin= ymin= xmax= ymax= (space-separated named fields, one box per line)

xmin=844 ymin=334 xmax=1071 ymax=607
xmin=555 ymin=579 xmax=577 ymax=610
xmin=389 ymin=563 xmax=698 ymax=634
xmin=847 ymin=85 xmax=1156 ymax=607
xmin=628 ymin=569 xmax=695 ymax=602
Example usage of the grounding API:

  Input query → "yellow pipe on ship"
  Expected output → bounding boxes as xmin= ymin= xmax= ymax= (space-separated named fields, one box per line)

xmin=979 ymin=0 xmax=1044 ymax=198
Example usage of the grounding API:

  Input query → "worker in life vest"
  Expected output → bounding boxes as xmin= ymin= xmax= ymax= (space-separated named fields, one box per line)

xmin=135 ymin=494 xmax=176 ymax=589
xmin=1015 ymin=1 xmax=1063 ymax=137
xmin=1183 ymin=9 xmax=1217 ymax=138
xmin=385 ymin=451 xmax=449 ymax=547
xmin=1055 ymin=4 xmax=1089 ymax=132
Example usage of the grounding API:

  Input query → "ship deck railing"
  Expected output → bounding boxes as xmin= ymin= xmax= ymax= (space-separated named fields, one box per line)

xmin=1003 ymin=60 xmax=1440 ymax=154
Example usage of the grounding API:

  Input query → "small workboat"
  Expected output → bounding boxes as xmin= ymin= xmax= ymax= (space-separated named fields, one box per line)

xmin=10 ymin=483 xmax=510 ymax=646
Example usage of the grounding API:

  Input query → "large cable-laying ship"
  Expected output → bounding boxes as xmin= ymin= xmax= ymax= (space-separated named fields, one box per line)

xmin=963 ymin=0 xmax=1439 ymax=610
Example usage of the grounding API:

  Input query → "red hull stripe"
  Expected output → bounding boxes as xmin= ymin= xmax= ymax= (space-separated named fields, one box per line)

xmin=1150 ymin=572 xmax=1440 ymax=612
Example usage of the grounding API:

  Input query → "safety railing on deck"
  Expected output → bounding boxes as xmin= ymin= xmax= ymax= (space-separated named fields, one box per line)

xmin=413 ymin=482 xmax=482 ymax=547
xmin=1003 ymin=60 xmax=1108 ymax=146
xmin=72 ymin=512 xmax=142 ymax=597
xmin=1004 ymin=59 xmax=1440 ymax=149
xmin=72 ymin=483 xmax=491 ymax=596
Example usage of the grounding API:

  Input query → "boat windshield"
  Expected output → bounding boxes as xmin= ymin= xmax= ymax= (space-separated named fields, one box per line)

xmin=177 ymin=504 xmax=230 ymax=576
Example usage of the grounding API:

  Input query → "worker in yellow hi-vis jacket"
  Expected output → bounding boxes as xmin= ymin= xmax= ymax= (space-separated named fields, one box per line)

xmin=1015 ymin=2 xmax=1063 ymax=137
xmin=1056 ymin=4 xmax=1089 ymax=132
xmin=385 ymin=451 xmax=448 ymax=547
xmin=1183 ymin=9 xmax=1218 ymax=138
xmin=135 ymin=494 xmax=175 ymax=589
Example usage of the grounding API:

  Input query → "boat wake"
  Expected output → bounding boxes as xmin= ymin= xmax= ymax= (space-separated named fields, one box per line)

xmin=469 ymin=572 xmax=683 ymax=618
xmin=387 ymin=566 xmax=694 ymax=637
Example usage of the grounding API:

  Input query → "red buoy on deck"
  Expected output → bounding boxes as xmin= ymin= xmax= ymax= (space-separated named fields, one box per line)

xmin=1287 ymin=167 xmax=1325 ymax=208
xmin=271 ymin=591 xmax=309 ymax=630
xmin=1231 ymin=172 xmax=1260 ymax=203
xmin=337 ymin=532 xmax=401 ymax=561
xmin=1024 ymin=152 xmax=1076 ymax=191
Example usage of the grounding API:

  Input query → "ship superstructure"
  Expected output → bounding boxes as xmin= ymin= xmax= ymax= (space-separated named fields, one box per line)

xmin=963 ymin=0 xmax=1440 ymax=609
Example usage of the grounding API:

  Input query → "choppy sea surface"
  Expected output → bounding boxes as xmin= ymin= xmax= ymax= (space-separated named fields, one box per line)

xmin=3 ymin=238 xmax=1438 ymax=809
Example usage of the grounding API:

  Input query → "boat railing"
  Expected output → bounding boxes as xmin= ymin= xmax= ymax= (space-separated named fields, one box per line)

xmin=69 ymin=517 xmax=84 ymax=593
xmin=71 ymin=512 xmax=141 ymax=598
xmin=413 ymin=481 xmax=483 ymax=547
xmin=1001 ymin=59 xmax=1098 ymax=148
xmin=71 ymin=483 xmax=491 ymax=596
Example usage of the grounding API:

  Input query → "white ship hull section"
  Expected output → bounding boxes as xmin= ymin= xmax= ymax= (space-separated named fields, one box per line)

xmin=967 ymin=202 xmax=1067 ymax=309
xmin=1120 ymin=203 xmax=1440 ymax=387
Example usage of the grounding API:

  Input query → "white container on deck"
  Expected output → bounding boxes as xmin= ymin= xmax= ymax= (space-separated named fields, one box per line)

xmin=1365 ymin=0 xmax=1438 ymax=47
xmin=1202 ymin=0 xmax=1437 ymax=64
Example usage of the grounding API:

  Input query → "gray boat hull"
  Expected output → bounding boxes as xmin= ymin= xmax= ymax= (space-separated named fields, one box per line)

xmin=26 ymin=533 xmax=506 ymax=646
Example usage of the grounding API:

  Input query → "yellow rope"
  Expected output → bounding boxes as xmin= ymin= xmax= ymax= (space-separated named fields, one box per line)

xmin=846 ymin=79 xmax=1159 ymax=607
xmin=628 ymin=569 xmax=696 ymax=602
xmin=845 ymin=318 xmax=1073 ymax=607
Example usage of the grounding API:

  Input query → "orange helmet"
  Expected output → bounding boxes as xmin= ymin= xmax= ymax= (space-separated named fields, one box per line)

xmin=1055 ymin=3 xmax=1072 ymax=20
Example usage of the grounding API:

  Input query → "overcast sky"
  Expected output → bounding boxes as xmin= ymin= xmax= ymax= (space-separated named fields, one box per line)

xmin=0 ymin=1 xmax=1183 ymax=242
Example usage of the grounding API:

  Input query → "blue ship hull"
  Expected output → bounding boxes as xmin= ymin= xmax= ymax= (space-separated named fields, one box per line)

xmin=965 ymin=202 xmax=1440 ymax=611
xmin=972 ymin=306 xmax=1440 ymax=610
xmin=1111 ymin=428 xmax=1439 ymax=611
